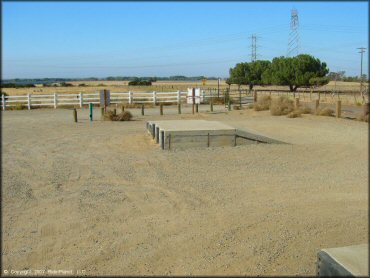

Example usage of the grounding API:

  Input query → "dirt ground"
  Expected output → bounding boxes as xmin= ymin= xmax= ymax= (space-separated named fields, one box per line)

xmin=1 ymin=105 xmax=368 ymax=276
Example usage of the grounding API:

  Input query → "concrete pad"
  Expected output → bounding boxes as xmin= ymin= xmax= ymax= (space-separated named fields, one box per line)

xmin=146 ymin=120 xmax=287 ymax=150
xmin=236 ymin=128 xmax=287 ymax=144
xmin=317 ymin=244 xmax=368 ymax=277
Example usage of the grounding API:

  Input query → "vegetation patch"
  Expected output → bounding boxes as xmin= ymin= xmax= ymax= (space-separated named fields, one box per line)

xmin=270 ymin=96 xmax=294 ymax=116
xmin=316 ymin=107 xmax=335 ymax=117
xmin=287 ymin=110 xmax=302 ymax=118
xmin=254 ymin=95 xmax=271 ymax=111
xmin=104 ymin=111 xmax=132 ymax=121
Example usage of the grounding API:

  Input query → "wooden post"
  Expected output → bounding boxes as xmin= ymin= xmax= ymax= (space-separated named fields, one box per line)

xmin=315 ymin=99 xmax=320 ymax=112
xmin=101 ymin=107 xmax=104 ymax=119
xmin=363 ymin=103 xmax=369 ymax=120
xmin=2 ymin=94 xmax=5 ymax=111
xmin=73 ymin=108 xmax=78 ymax=122
xmin=160 ymin=103 xmax=163 ymax=115
xmin=210 ymin=101 xmax=213 ymax=112
xmin=239 ymin=87 xmax=242 ymax=108
xmin=27 ymin=93 xmax=31 ymax=110
xmin=253 ymin=90 xmax=257 ymax=103
xmin=121 ymin=105 xmax=125 ymax=112
xmin=177 ymin=90 xmax=181 ymax=104
xmin=196 ymin=103 xmax=199 ymax=113
xmin=295 ymin=98 xmax=300 ymax=108
xmin=103 ymin=89 xmax=107 ymax=112
xmin=178 ymin=103 xmax=181 ymax=114
xmin=153 ymin=91 xmax=156 ymax=105
xmin=192 ymin=88 xmax=195 ymax=114
xmin=79 ymin=92 xmax=83 ymax=108
xmin=141 ymin=104 xmax=144 ymax=116
xmin=89 ymin=103 xmax=93 ymax=121
xmin=113 ymin=108 xmax=116 ymax=116
xmin=54 ymin=93 xmax=58 ymax=109
xmin=336 ymin=100 xmax=341 ymax=118
xmin=128 ymin=91 xmax=132 ymax=104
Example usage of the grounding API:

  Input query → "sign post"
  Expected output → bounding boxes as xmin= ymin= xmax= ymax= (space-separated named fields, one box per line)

xmin=100 ymin=89 xmax=110 ymax=113
xmin=89 ymin=103 xmax=93 ymax=121
xmin=192 ymin=88 xmax=195 ymax=114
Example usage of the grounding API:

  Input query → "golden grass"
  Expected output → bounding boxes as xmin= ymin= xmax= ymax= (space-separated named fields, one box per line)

xmin=270 ymin=96 xmax=294 ymax=116
xmin=103 ymin=111 xmax=132 ymax=121
xmin=316 ymin=107 xmax=335 ymax=117
xmin=254 ymin=95 xmax=271 ymax=111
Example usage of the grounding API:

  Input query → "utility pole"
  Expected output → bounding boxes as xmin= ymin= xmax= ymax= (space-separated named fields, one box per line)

xmin=357 ymin=47 xmax=366 ymax=102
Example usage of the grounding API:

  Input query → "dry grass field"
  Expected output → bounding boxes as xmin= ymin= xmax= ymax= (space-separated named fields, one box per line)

xmin=2 ymin=105 xmax=368 ymax=276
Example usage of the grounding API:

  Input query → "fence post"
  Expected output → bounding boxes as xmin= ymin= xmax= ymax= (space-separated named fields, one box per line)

xmin=73 ymin=108 xmax=78 ymax=122
xmin=54 ymin=93 xmax=58 ymax=109
xmin=196 ymin=103 xmax=199 ymax=113
xmin=79 ymin=92 xmax=83 ymax=108
xmin=101 ymin=107 xmax=105 ymax=119
xmin=160 ymin=104 xmax=163 ymax=115
xmin=253 ymin=90 xmax=257 ymax=103
xmin=129 ymin=91 xmax=132 ymax=104
xmin=178 ymin=103 xmax=181 ymax=114
xmin=336 ymin=100 xmax=341 ymax=118
xmin=153 ymin=91 xmax=157 ymax=105
xmin=177 ymin=90 xmax=181 ymax=104
xmin=315 ymin=99 xmax=320 ymax=113
xmin=27 ymin=93 xmax=31 ymax=110
xmin=2 ymin=94 xmax=5 ymax=111
xmin=192 ymin=88 xmax=195 ymax=114
xmin=141 ymin=104 xmax=144 ymax=116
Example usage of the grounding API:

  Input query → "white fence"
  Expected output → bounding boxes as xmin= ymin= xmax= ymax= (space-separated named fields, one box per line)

xmin=1 ymin=91 xmax=195 ymax=110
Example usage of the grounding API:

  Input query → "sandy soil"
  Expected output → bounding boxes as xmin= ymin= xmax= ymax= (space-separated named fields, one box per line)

xmin=2 ymin=106 xmax=368 ymax=276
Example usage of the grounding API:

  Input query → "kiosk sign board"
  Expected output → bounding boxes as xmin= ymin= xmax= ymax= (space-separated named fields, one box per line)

xmin=100 ymin=90 xmax=110 ymax=107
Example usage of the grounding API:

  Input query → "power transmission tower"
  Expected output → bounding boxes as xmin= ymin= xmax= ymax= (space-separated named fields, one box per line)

xmin=287 ymin=8 xmax=300 ymax=57
xmin=357 ymin=47 xmax=366 ymax=102
xmin=249 ymin=34 xmax=259 ymax=62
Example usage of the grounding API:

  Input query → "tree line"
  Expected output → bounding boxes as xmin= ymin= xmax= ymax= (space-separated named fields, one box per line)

xmin=227 ymin=54 xmax=330 ymax=92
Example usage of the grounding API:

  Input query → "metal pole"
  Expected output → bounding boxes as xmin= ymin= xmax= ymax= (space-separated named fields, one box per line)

xmin=217 ymin=78 xmax=220 ymax=98
xmin=89 ymin=103 xmax=93 ymax=121
xmin=192 ymin=88 xmax=195 ymax=114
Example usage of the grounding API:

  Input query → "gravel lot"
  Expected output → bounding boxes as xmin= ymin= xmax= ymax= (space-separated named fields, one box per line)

xmin=2 ymin=105 xmax=368 ymax=276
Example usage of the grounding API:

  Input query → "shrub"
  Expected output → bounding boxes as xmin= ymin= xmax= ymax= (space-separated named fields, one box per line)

xmin=270 ymin=96 xmax=294 ymax=116
xmin=287 ymin=110 xmax=302 ymax=118
xmin=78 ymin=83 xmax=87 ymax=87
xmin=211 ymin=97 xmax=225 ymax=105
xmin=104 ymin=110 xmax=132 ymax=121
xmin=356 ymin=114 xmax=370 ymax=122
xmin=316 ymin=107 xmax=334 ymax=117
xmin=254 ymin=95 xmax=271 ymax=111
xmin=299 ymin=106 xmax=312 ymax=114
xmin=128 ymin=80 xmax=152 ymax=86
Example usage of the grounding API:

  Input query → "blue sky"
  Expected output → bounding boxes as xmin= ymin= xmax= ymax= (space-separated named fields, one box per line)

xmin=2 ymin=1 xmax=368 ymax=79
